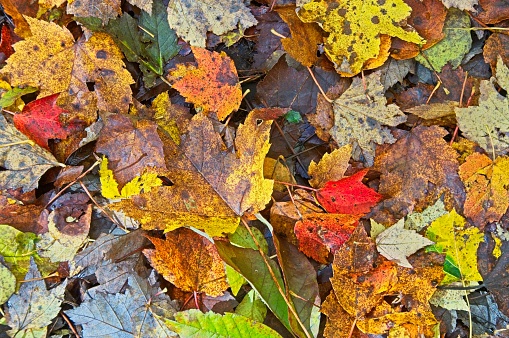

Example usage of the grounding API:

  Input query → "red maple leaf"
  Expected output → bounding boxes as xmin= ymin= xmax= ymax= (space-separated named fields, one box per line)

xmin=13 ymin=94 xmax=84 ymax=150
xmin=295 ymin=213 xmax=360 ymax=263
xmin=316 ymin=169 xmax=382 ymax=214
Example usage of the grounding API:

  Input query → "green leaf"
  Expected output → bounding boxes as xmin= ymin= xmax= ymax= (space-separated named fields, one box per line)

xmin=163 ymin=309 xmax=282 ymax=338
xmin=235 ymin=289 xmax=267 ymax=323
xmin=284 ymin=110 xmax=302 ymax=124
xmin=228 ymin=225 xmax=268 ymax=253
xmin=0 ymin=86 xmax=38 ymax=109
xmin=215 ymin=241 xmax=291 ymax=333
xmin=0 ymin=224 xmax=38 ymax=281
xmin=106 ymin=0 xmax=179 ymax=87
xmin=0 ymin=263 xmax=15 ymax=304
xmin=225 ymin=265 xmax=245 ymax=296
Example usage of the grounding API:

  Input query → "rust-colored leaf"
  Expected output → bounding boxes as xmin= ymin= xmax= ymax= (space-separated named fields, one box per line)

xmin=170 ymin=47 xmax=242 ymax=121
xmin=144 ymin=228 xmax=229 ymax=297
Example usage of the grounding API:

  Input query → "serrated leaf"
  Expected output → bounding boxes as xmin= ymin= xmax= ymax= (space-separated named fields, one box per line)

xmin=330 ymin=71 xmax=407 ymax=166
xmin=456 ymin=57 xmax=509 ymax=156
xmin=0 ymin=114 xmax=62 ymax=192
xmin=4 ymin=258 xmax=66 ymax=337
xmin=163 ymin=309 xmax=282 ymax=338
xmin=375 ymin=219 xmax=434 ymax=268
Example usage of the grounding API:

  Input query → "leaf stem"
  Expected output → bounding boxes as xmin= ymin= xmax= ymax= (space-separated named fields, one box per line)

xmin=307 ymin=67 xmax=333 ymax=103
xmin=0 ymin=140 xmax=36 ymax=147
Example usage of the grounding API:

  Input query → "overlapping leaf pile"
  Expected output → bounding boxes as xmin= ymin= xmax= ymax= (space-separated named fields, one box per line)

xmin=1 ymin=0 xmax=509 ymax=337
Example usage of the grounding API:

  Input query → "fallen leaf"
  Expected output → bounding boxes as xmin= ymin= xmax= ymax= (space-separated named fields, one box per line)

xmin=1 ymin=0 xmax=38 ymax=38
xmin=1 ymin=17 xmax=134 ymax=114
xmin=456 ymin=57 xmax=509 ymax=156
xmin=378 ymin=58 xmax=414 ymax=90
xmin=405 ymin=198 xmax=448 ymax=231
xmin=144 ymin=228 xmax=228 ymax=296
xmin=109 ymin=111 xmax=273 ymax=237
xmin=235 ymin=289 xmax=267 ymax=323
xmin=459 ymin=153 xmax=509 ymax=228
xmin=106 ymin=0 xmax=180 ymax=88
xmin=0 ymin=25 xmax=20 ymax=60
xmin=294 ymin=213 xmax=359 ymax=263
xmin=316 ymin=169 xmax=382 ymax=214
xmin=0 ymin=263 xmax=15 ymax=305
xmin=426 ymin=209 xmax=484 ymax=282
xmin=415 ymin=8 xmax=471 ymax=72
xmin=308 ymin=144 xmax=351 ymax=188
xmin=476 ymin=0 xmax=509 ymax=24
xmin=66 ymin=0 xmax=121 ymax=24
xmin=275 ymin=5 xmax=324 ymax=67
xmin=13 ymin=94 xmax=85 ymax=150
xmin=0 ymin=115 xmax=63 ymax=192
xmin=441 ymin=0 xmax=478 ymax=11
xmin=297 ymin=0 xmax=424 ymax=76
xmin=4 ymin=258 xmax=66 ymax=338
xmin=374 ymin=219 xmax=434 ymax=268
xmin=163 ymin=309 xmax=282 ymax=338
xmin=171 ymin=47 xmax=242 ymax=121
xmin=329 ymin=71 xmax=407 ymax=166
xmin=483 ymin=32 xmax=509 ymax=71
xmin=66 ymin=272 xmax=178 ymax=337
xmin=166 ymin=0 xmax=257 ymax=47
xmin=370 ymin=126 xmax=465 ymax=225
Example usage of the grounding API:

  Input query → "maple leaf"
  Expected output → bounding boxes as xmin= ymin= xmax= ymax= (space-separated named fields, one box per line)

xmin=426 ymin=209 xmax=484 ymax=282
xmin=459 ymin=153 xmax=509 ymax=228
xmin=415 ymin=8 xmax=471 ymax=72
xmin=327 ymin=71 xmax=407 ymax=166
xmin=370 ymin=126 xmax=465 ymax=225
xmin=100 ymin=110 xmax=273 ymax=237
xmin=170 ymin=47 xmax=242 ymax=121
xmin=374 ymin=219 xmax=434 ymax=268
xmin=166 ymin=0 xmax=257 ymax=47
xmin=308 ymin=144 xmax=351 ymax=188
xmin=297 ymin=0 xmax=425 ymax=76
xmin=1 ymin=17 xmax=134 ymax=114
xmin=456 ymin=57 xmax=509 ymax=156
xmin=294 ymin=213 xmax=359 ymax=263
xmin=0 ymin=114 xmax=63 ymax=192
xmin=144 ymin=228 xmax=228 ymax=296
xmin=316 ymin=169 xmax=382 ymax=214
xmin=13 ymin=94 xmax=85 ymax=150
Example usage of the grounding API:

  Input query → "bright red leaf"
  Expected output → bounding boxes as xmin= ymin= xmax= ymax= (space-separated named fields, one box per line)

xmin=316 ymin=169 xmax=382 ymax=214
xmin=13 ymin=94 xmax=84 ymax=150
xmin=294 ymin=213 xmax=360 ymax=263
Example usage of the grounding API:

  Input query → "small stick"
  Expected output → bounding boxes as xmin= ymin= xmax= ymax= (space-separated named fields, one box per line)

xmin=307 ymin=67 xmax=333 ymax=103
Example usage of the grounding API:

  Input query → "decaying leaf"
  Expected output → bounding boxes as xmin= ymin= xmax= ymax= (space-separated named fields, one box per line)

xmin=4 ymin=258 xmax=66 ymax=338
xmin=297 ymin=0 xmax=425 ymax=76
xmin=167 ymin=0 xmax=257 ymax=47
xmin=440 ymin=0 xmax=478 ymax=11
xmin=1 ymin=17 xmax=134 ymax=114
xmin=170 ymin=47 xmax=242 ymax=121
xmin=456 ymin=57 xmax=509 ymax=156
xmin=67 ymin=0 xmax=121 ymax=24
xmin=328 ymin=71 xmax=407 ymax=166
xmin=0 ymin=114 xmax=62 ymax=192
xmin=308 ymin=144 xmax=351 ymax=188
xmin=144 ymin=228 xmax=228 ymax=296
xmin=371 ymin=126 xmax=465 ymax=225
xmin=459 ymin=152 xmax=509 ymax=228
xmin=374 ymin=218 xmax=434 ymax=268
xmin=105 ymin=110 xmax=273 ymax=237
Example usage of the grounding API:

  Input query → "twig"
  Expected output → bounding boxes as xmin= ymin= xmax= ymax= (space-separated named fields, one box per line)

xmin=61 ymin=312 xmax=80 ymax=337
xmin=307 ymin=67 xmax=333 ymax=103
xmin=273 ymin=180 xmax=318 ymax=191
xmin=78 ymin=180 xmax=124 ymax=230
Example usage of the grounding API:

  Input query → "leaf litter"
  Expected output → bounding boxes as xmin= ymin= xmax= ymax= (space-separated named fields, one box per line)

xmin=0 ymin=1 xmax=508 ymax=337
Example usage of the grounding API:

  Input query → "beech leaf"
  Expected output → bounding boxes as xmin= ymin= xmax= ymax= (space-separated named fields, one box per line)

xmin=374 ymin=219 xmax=434 ymax=268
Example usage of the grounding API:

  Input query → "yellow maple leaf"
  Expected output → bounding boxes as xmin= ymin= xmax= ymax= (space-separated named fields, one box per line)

xmin=297 ymin=0 xmax=425 ymax=76
xmin=1 ymin=17 xmax=134 ymax=113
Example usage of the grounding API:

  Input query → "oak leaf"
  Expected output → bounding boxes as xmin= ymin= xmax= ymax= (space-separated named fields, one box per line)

xmin=144 ymin=228 xmax=229 ymax=296
xmin=459 ymin=153 xmax=509 ymax=228
xmin=316 ymin=169 xmax=382 ymax=214
xmin=370 ymin=126 xmax=465 ymax=225
xmin=456 ymin=57 xmax=509 ymax=156
xmin=328 ymin=71 xmax=407 ymax=166
xmin=13 ymin=94 xmax=85 ymax=150
xmin=297 ymin=0 xmax=424 ymax=76
xmin=1 ymin=17 xmax=134 ymax=114
xmin=167 ymin=0 xmax=257 ymax=47
xmin=171 ymin=47 xmax=242 ymax=121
